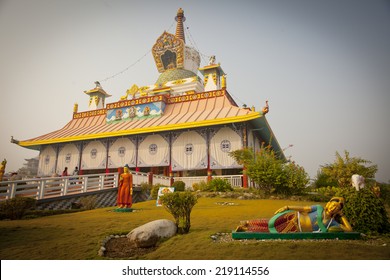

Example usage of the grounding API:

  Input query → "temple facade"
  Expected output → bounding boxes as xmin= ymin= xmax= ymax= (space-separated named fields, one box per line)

xmin=13 ymin=9 xmax=284 ymax=185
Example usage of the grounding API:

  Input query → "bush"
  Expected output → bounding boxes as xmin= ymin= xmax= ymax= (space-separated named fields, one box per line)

xmin=206 ymin=178 xmax=233 ymax=192
xmin=0 ymin=197 xmax=37 ymax=220
xmin=192 ymin=181 xmax=208 ymax=191
xmin=140 ymin=182 xmax=153 ymax=195
xmin=172 ymin=181 xmax=185 ymax=192
xmin=378 ymin=182 xmax=390 ymax=207
xmin=335 ymin=187 xmax=390 ymax=234
xmin=160 ymin=191 xmax=198 ymax=234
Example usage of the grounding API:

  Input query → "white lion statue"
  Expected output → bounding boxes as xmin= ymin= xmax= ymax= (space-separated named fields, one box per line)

xmin=351 ymin=174 xmax=365 ymax=191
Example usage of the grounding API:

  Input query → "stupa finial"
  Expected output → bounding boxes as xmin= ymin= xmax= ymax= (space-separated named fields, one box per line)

xmin=175 ymin=8 xmax=186 ymax=43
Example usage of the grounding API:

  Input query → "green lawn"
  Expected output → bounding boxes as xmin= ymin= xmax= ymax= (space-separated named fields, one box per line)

xmin=0 ymin=197 xmax=389 ymax=260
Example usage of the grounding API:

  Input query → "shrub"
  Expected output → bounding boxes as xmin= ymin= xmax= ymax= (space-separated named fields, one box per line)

xmin=378 ymin=182 xmax=390 ymax=207
xmin=140 ymin=182 xmax=153 ymax=194
xmin=172 ymin=181 xmax=185 ymax=192
xmin=192 ymin=181 xmax=207 ymax=191
xmin=335 ymin=187 xmax=390 ymax=234
xmin=206 ymin=178 xmax=233 ymax=192
xmin=160 ymin=191 xmax=198 ymax=234
xmin=0 ymin=197 xmax=37 ymax=220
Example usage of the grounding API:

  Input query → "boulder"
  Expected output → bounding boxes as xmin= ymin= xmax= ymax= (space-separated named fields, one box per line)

xmin=127 ymin=219 xmax=177 ymax=248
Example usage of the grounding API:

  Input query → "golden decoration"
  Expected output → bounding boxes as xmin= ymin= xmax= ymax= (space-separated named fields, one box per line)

xmin=121 ymin=84 xmax=139 ymax=100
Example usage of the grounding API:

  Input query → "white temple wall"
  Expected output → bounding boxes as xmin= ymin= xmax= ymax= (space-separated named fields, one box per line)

xmin=137 ymin=134 xmax=169 ymax=167
xmin=38 ymin=145 xmax=57 ymax=177
xmin=171 ymin=130 xmax=207 ymax=171
xmin=56 ymin=143 xmax=80 ymax=174
xmin=209 ymin=127 xmax=242 ymax=169
xmin=107 ymin=137 xmax=136 ymax=169
xmin=81 ymin=140 xmax=107 ymax=170
xmin=36 ymin=125 xmax=247 ymax=175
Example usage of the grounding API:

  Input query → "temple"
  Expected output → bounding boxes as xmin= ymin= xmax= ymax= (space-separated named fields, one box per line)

xmin=12 ymin=8 xmax=284 ymax=186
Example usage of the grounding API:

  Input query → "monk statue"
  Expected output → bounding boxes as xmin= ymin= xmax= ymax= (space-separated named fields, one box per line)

xmin=0 ymin=159 xmax=7 ymax=181
xmin=117 ymin=164 xmax=133 ymax=208
xmin=236 ymin=197 xmax=353 ymax=233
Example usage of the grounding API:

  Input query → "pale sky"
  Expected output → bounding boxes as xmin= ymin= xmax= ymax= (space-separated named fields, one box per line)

xmin=0 ymin=0 xmax=389 ymax=182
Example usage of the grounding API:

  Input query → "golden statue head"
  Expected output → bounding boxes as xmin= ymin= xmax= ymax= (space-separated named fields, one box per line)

xmin=123 ymin=164 xmax=130 ymax=173
xmin=325 ymin=197 xmax=345 ymax=216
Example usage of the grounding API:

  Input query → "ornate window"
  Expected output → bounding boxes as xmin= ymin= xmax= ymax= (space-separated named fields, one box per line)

xmin=90 ymin=149 xmax=97 ymax=159
xmin=118 ymin=147 xmax=126 ymax=157
xmin=185 ymin=143 xmax=194 ymax=155
xmin=149 ymin=144 xmax=157 ymax=155
xmin=220 ymin=140 xmax=231 ymax=153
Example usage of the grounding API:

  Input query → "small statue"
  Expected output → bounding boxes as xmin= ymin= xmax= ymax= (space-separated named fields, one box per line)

xmin=262 ymin=100 xmax=269 ymax=115
xmin=236 ymin=197 xmax=353 ymax=233
xmin=0 ymin=159 xmax=7 ymax=181
xmin=372 ymin=183 xmax=380 ymax=198
xmin=94 ymin=81 xmax=102 ymax=89
xmin=351 ymin=174 xmax=365 ymax=191
xmin=208 ymin=55 xmax=216 ymax=65
xmin=117 ymin=164 xmax=133 ymax=208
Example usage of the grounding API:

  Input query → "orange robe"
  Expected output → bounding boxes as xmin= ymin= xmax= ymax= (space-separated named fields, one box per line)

xmin=117 ymin=172 xmax=133 ymax=207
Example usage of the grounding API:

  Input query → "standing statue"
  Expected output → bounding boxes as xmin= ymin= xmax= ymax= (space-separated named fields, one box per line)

xmin=208 ymin=55 xmax=216 ymax=65
xmin=117 ymin=164 xmax=133 ymax=208
xmin=262 ymin=100 xmax=269 ymax=115
xmin=0 ymin=159 xmax=7 ymax=181
xmin=236 ymin=197 xmax=353 ymax=233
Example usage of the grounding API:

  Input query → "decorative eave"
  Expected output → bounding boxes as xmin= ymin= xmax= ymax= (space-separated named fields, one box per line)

xmin=17 ymin=112 xmax=261 ymax=148
xmin=84 ymin=87 xmax=111 ymax=97
xmin=249 ymin=116 xmax=286 ymax=161
xmin=198 ymin=63 xmax=225 ymax=75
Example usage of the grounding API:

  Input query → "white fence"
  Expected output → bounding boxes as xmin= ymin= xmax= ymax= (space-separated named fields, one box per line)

xmin=174 ymin=175 xmax=243 ymax=189
xmin=0 ymin=172 xmax=243 ymax=201
xmin=0 ymin=172 xmax=119 ymax=201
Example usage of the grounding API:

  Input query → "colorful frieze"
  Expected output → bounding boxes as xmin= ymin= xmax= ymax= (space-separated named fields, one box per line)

xmin=73 ymin=109 xmax=106 ymax=119
xmin=168 ymin=89 xmax=225 ymax=103
xmin=106 ymin=101 xmax=166 ymax=123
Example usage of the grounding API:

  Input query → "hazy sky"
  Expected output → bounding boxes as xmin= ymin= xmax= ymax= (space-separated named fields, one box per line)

xmin=0 ymin=0 xmax=389 ymax=182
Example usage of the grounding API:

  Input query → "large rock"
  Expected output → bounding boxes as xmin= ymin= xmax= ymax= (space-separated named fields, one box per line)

xmin=127 ymin=219 xmax=177 ymax=248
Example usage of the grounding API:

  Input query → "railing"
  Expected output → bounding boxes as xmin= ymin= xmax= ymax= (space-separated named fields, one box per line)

xmin=153 ymin=174 xmax=171 ymax=186
xmin=173 ymin=175 xmax=243 ymax=189
xmin=0 ymin=172 xmax=243 ymax=201
xmin=132 ymin=172 xmax=170 ymax=186
xmin=132 ymin=172 xmax=149 ymax=186
xmin=0 ymin=173 xmax=119 ymax=201
xmin=216 ymin=175 xmax=243 ymax=187
xmin=173 ymin=176 xmax=208 ymax=189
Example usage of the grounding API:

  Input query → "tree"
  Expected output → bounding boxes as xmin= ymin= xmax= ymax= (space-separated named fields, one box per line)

xmin=318 ymin=150 xmax=378 ymax=188
xmin=230 ymin=147 xmax=309 ymax=195
xmin=283 ymin=162 xmax=310 ymax=195
xmin=160 ymin=192 xmax=198 ymax=234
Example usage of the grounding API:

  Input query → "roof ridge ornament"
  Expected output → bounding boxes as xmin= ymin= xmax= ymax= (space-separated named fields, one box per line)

xmin=175 ymin=8 xmax=186 ymax=43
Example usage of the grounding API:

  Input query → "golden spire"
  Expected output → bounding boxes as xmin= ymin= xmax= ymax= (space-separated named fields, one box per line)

xmin=175 ymin=8 xmax=186 ymax=43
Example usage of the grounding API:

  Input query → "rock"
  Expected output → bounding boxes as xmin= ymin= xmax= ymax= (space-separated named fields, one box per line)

xmin=127 ymin=219 xmax=177 ymax=248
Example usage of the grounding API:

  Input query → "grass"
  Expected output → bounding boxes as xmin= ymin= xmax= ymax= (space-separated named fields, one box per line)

xmin=0 ymin=197 xmax=389 ymax=260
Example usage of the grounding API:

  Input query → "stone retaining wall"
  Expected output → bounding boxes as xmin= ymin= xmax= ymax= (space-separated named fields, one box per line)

xmin=36 ymin=187 xmax=150 ymax=210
